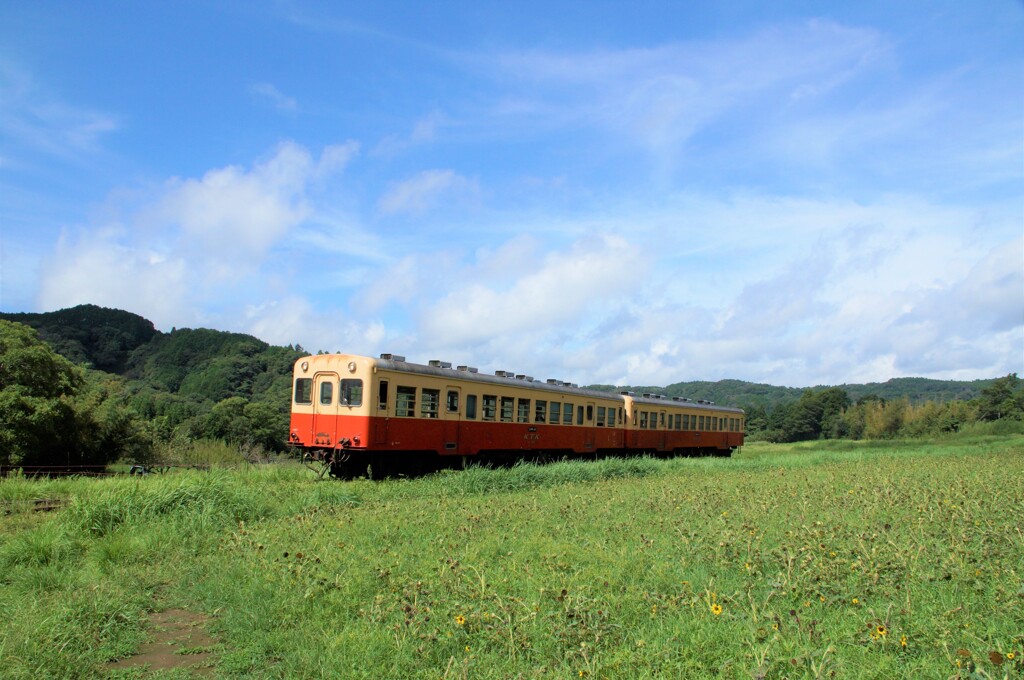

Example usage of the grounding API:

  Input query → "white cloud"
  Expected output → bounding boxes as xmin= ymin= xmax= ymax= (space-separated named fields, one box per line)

xmin=316 ymin=141 xmax=360 ymax=178
xmin=480 ymin=20 xmax=887 ymax=165
xmin=416 ymin=234 xmax=640 ymax=345
xmin=150 ymin=141 xmax=360 ymax=257
xmin=35 ymin=141 xmax=372 ymax=336
xmin=244 ymin=297 xmax=385 ymax=353
xmin=250 ymin=82 xmax=298 ymax=112
xmin=371 ymin=111 xmax=446 ymax=158
xmin=398 ymin=193 xmax=1020 ymax=388
xmin=38 ymin=229 xmax=190 ymax=327
xmin=377 ymin=169 xmax=478 ymax=215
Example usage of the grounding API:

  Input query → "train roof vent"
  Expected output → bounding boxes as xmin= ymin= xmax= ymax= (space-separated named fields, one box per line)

xmin=495 ymin=370 xmax=512 ymax=378
xmin=380 ymin=353 xmax=406 ymax=362
xmin=569 ymin=383 xmax=578 ymax=388
xmin=546 ymin=378 xmax=560 ymax=385
xmin=457 ymin=365 xmax=479 ymax=373
xmin=428 ymin=360 xmax=452 ymax=369
xmin=516 ymin=374 xmax=535 ymax=381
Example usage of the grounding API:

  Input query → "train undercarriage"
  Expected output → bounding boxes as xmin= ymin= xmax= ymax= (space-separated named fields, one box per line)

xmin=300 ymin=445 xmax=735 ymax=480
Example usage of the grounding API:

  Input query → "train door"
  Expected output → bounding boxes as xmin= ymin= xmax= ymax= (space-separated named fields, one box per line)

xmin=584 ymin=401 xmax=596 ymax=451
xmin=444 ymin=386 xmax=461 ymax=454
xmin=658 ymin=411 xmax=668 ymax=451
xmin=312 ymin=372 xmax=339 ymax=447
xmin=373 ymin=378 xmax=389 ymax=446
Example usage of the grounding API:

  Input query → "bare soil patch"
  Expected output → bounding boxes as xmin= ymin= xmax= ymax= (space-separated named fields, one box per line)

xmin=104 ymin=608 xmax=218 ymax=676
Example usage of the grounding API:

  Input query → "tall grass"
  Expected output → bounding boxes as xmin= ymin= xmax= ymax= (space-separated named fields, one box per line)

xmin=1 ymin=434 xmax=1022 ymax=678
xmin=63 ymin=471 xmax=276 ymax=536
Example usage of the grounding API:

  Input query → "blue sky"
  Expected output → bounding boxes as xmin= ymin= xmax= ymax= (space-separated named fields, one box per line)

xmin=1 ymin=1 xmax=1021 ymax=388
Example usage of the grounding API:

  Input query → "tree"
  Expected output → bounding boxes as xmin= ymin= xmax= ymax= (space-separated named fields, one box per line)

xmin=0 ymin=321 xmax=82 ymax=466
xmin=975 ymin=374 xmax=1024 ymax=421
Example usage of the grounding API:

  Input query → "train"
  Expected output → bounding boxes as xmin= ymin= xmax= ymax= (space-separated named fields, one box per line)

xmin=289 ymin=353 xmax=745 ymax=477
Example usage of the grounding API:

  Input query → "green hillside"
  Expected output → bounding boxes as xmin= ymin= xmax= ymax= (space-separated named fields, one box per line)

xmin=0 ymin=304 xmax=157 ymax=373
xmin=0 ymin=305 xmax=303 ymax=466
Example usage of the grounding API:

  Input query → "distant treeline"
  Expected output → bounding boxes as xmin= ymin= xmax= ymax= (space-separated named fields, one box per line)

xmin=1 ymin=304 xmax=1021 ymax=469
xmin=592 ymin=374 xmax=1022 ymax=443
xmin=740 ymin=379 xmax=1023 ymax=442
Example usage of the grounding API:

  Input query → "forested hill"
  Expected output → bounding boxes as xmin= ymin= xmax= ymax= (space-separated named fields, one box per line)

xmin=0 ymin=305 xmax=305 ymax=464
xmin=0 ymin=304 xmax=158 ymax=373
xmin=0 ymin=304 xmax=304 ymax=401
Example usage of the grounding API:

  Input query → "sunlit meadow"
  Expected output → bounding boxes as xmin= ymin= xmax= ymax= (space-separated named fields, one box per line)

xmin=1 ymin=435 xmax=1022 ymax=678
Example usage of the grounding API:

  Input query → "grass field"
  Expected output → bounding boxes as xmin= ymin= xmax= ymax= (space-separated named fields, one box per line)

xmin=1 ymin=435 xmax=1022 ymax=678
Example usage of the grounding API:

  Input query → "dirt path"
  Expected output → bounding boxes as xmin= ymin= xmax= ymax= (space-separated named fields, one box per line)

xmin=104 ymin=608 xmax=218 ymax=676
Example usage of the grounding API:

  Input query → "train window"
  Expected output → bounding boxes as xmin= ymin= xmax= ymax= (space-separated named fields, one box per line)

xmin=341 ymin=379 xmax=363 ymax=406
xmin=447 ymin=390 xmax=459 ymax=413
xmin=698 ymin=415 xmax=705 ymax=430
xmin=466 ymin=395 xmax=477 ymax=420
xmin=578 ymin=406 xmax=584 ymax=425
xmin=596 ymin=407 xmax=606 ymax=427
xmin=564 ymin=404 xmax=574 ymax=424
xmin=639 ymin=412 xmax=648 ymax=429
xmin=482 ymin=395 xmax=497 ymax=421
xmin=550 ymin=402 xmax=561 ymax=424
xmin=500 ymin=397 xmax=514 ymax=422
xmin=294 ymin=378 xmax=312 ymax=405
xmin=319 ymin=381 xmax=334 ymax=405
xmin=674 ymin=414 xmax=681 ymax=430
xmin=535 ymin=400 xmax=546 ymax=423
xmin=586 ymin=405 xmax=593 ymax=422
xmin=517 ymin=399 xmax=530 ymax=423
xmin=396 ymin=386 xmax=416 ymax=417
xmin=378 ymin=380 xmax=389 ymax=411
xmin=684 ymin=414 xmax=692 ymax=430
xmin=421 ymin=389 xmax=440 ymax=418
xmin=659 ymin=412 xmax=665 ymax=428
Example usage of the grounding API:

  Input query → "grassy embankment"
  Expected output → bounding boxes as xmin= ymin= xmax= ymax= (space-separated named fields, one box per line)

xmin=1 ymin=435 xmax=1022 ymax=678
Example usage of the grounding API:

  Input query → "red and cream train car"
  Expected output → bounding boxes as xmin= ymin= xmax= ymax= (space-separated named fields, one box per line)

xmin=289 ymin=353 xmax=744 ymax=477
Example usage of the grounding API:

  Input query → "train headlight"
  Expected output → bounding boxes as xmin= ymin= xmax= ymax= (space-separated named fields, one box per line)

xmin=348 ymin=361 xmax=357 ymax=372
xmin=300 ymin=361 xmax=309 ymax=372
